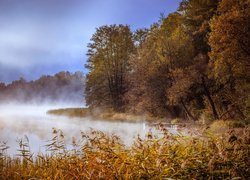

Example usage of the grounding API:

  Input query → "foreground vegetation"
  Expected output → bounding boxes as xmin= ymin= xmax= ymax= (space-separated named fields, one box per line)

xmin=0 ymin=126 xmax=249 ymax=179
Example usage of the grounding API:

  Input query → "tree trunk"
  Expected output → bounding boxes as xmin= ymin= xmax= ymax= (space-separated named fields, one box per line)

xmin=201 ymin=76 xmax=219 ymax=119
xmin=180 ymin=99 xmax=197 ymax=121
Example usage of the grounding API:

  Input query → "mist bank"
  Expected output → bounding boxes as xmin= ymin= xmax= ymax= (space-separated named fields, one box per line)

xmin=0 ymin=71 xmax=85 ymax=105
xmin=0 ymin=104 xmax=160 ymax=155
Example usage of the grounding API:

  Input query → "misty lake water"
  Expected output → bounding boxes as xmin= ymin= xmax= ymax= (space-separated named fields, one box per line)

xmin=0 ymin=104 xmax=177 ymax=155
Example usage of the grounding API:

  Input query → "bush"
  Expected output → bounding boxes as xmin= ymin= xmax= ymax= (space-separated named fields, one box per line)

xmin=227 ymin=120 xmax=246 ymax=128
xmin=208 ymin=120 xmax=247 ymax=135
xmin=198 ymin=110 xmax=214 ymax=125
xmin=171 ymin=118 xmax=180 ymax=124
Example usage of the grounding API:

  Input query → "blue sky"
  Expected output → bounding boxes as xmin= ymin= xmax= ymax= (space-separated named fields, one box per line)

xmin=0 ymin=0 xmax=182 ymax=83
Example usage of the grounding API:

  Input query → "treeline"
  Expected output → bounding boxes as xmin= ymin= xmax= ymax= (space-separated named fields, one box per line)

xmin=85 ymin=0 xmax=249 ymax=121
xmin=0 ymin=71 xmax=85 ymax=104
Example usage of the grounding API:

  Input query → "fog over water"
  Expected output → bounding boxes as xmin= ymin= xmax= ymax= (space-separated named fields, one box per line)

xmin=0 ymin=103 xmax=166 ymax=155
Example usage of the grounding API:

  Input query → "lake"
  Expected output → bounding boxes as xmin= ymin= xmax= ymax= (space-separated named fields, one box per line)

xmin=0 ymin=104 xmax=177 ymax=155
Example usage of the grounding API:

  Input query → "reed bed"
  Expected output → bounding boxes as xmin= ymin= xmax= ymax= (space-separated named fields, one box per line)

xmin=0 ymin=126 xmax=249 ymax=179
xmin=47 ymin=108 xmax=162 ymax=122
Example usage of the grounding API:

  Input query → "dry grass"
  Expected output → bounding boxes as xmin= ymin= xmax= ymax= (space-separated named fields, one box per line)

xmin=47 ymin=108 xmax=162 ymax=123
xmin=47 ymin=108 xmax=90 ymax=118
xmin=0 ymin=126 xmax=249 ymax=179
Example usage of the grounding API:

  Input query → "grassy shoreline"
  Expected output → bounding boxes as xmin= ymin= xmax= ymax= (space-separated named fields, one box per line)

xmin=47 ymin=108 xmax=90 ymax=118
xmin=47 ymin=107 xmax=171 ymax=123
xmin=47 ymin=108 xmax=249 ymax=129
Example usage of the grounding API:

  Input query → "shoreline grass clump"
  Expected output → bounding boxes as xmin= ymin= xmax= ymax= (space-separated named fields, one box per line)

xmin=47 ymin=108 xmax=90 ymax=118
xmin=47 ymin=107 xmax=151 ymax=122
xmin=0 ymin=127 xmax=249 ymax=179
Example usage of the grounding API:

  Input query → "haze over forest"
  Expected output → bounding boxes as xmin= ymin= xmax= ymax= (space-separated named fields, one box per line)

xmin=0 ymin=71 xmax=85 ymax=105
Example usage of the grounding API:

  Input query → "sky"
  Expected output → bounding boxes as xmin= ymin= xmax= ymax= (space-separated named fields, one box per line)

xmin=0 ymin=0 xmax=182 ymax=83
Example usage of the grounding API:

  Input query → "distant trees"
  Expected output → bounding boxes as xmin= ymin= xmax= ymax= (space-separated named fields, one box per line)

xmin=85 ymin=25 xmax=134 ymax=111
xmin=0 ymin=71 xmax=85 ymax=104
xmin=85 ymin=0 xmax=249 ymax=121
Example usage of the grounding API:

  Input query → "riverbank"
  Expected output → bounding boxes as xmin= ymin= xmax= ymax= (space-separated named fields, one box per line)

xmin=47 ymin=107 xmax=172 ymax=123
xmin=47 ymin=108 xmax=249 ymax=130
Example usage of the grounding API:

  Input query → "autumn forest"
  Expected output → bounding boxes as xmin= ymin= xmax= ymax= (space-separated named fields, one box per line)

xmin=85 ymin=0 xmax=249 ymax=122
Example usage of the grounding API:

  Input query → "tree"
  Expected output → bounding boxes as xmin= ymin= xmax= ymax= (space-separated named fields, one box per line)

xmin=178 ymin=0 xmax=220 ymax=120
xmin=133 ymin=28 xmax=149 ymax=47
xmin=126 ymin=14 xmax=196 ymax=118
xmin=179 ymin=0 xmax=219 ymax=54
xmin=209 ymin=0 xmax=250 ymax=119
xmin=85 ymin=25 xmax=134 ymax=111
xmin=155 ymin=12 xmax=198 ymax=120
xmin=126 ymin=24 xmax=175 ymax=117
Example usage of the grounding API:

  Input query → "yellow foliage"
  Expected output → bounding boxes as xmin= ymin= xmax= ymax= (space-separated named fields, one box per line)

xmin=0 ymin=127 xmax=249 ymax=179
